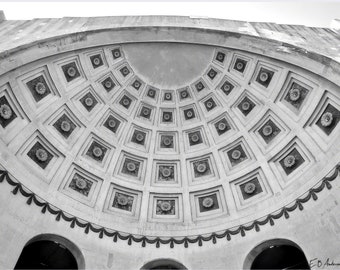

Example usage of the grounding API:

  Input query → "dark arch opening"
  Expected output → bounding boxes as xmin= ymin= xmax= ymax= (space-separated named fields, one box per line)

xmin=141 ymin=259 xmax=187 ymax=270
xmin=251 ymin=245 xmax=310 ymax=269
xmin=14 ymin=234 xmax=84 ymax=270
xmin=150 ymin=267 xmax=179 ymax=270
xmin=244 ymin=239 xmax=310 ymax=270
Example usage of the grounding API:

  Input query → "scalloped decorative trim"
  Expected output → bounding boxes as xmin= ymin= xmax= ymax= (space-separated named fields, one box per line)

xmin=0 ymin=164 xmax=339 ymax=248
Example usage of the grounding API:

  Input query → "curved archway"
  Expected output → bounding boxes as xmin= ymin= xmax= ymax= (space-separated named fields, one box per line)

xmin=14 ymin=234 xmax=85 ymax=269
xmin=141 ymin=259 xmax=188 ymax=270
xmin=244 ymin=239 xmax=310 ymax=270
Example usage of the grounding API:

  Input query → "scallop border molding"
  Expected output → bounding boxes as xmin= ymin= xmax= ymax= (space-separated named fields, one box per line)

xmin=0 ymin=163 xmax=339 ymax=248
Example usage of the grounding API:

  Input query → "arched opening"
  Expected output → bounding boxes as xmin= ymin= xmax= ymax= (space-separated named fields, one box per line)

xmin=244 ymin=239 xmax=310 ymax=270
xmin=141 ymin=259 xmax=187 ymax=270
xmin=14 ymin=234 xmax=85 ymax=269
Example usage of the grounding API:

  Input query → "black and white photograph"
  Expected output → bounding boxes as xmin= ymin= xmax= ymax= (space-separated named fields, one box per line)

xmin=0 ymin=1 xmax=339 ymax=269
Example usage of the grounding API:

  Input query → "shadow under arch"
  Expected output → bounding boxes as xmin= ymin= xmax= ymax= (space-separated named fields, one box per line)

xmin=141 ymin=258 xmax=188 ymax=270
xmin=14 ymin=233 xmax=85 ymax=269
xmin=243 ymin=238 xmax=310 ymax=270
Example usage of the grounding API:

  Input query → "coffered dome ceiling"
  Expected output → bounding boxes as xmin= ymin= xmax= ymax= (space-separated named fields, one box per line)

xmin=0 ymin=40 xmax=339 ymax=246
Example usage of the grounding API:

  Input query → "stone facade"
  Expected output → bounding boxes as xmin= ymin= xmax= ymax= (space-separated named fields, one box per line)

xmin=0 ymin=14 xmax=339 ymax=270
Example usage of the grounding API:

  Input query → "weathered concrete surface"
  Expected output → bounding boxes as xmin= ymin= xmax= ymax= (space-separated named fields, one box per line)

xmin=0 ymin=15 xmax=339 ymax=62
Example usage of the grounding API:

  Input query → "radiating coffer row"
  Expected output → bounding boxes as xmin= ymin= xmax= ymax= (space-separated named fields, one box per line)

xmin=2 ymin=92 xmax=339 ymax=155
xmin=60 ymin=164 xmax=272 ymax=221
xmin=2 ymin=84 xmax=339 ymax=151
xmin=17 ymin=129 xmax=315 ymax=187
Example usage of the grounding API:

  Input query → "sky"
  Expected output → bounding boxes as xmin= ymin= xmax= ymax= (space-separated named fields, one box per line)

xmin=0 ymin=1 xmax=340 ymax=28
